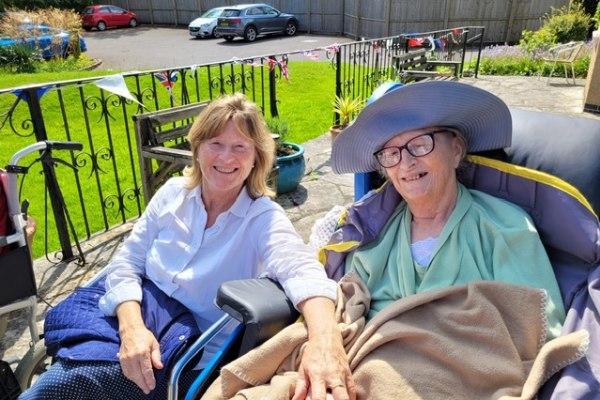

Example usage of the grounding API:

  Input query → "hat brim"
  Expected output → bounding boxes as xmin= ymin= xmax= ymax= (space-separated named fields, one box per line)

xmin=331 ymin=81 xmax=512 ymax=174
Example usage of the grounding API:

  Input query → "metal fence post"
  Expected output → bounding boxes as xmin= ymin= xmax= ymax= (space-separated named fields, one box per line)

xmin=24 ymin=88 xmax=75 ymax=262
xmin=268 ymin=56 xmax=279 ymax=118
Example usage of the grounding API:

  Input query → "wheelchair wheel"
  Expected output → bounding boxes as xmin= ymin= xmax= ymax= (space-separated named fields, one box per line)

xmin=14 ymin=339 xmax=49 ymax=390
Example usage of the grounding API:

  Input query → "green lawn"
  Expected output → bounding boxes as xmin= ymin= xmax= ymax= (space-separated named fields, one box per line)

xmin=1 ymin=61 xmax=341 ymax=257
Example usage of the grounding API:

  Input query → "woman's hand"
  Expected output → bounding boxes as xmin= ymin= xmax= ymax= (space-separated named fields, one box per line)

xmin=293 ymin=297 xmax=356 ymax=400
xmin=116 ymin=301 xmax=164 ymax=394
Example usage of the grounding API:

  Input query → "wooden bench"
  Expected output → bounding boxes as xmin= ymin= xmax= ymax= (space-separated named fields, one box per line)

xmin=133 ymin=102 xmax=279 ymax=204
xmin=133 ymin=102 xmax=208 ymax=203
xmin=392 ymin=48 xmax=461 ymax=83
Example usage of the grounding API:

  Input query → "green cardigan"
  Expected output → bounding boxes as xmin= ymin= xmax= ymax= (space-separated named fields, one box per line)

xmin=345 ymin=184 xmax=565 ymax=339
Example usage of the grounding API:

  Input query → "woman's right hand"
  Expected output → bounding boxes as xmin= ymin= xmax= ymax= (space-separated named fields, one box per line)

xmin=116 ymin=301 xmax=164 ymax=394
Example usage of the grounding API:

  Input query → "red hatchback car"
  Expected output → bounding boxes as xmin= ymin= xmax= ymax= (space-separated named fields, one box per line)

xmin=81 ymin=5 xmax=139 ymax=31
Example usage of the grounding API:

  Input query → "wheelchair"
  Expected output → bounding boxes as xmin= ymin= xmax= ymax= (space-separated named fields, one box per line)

xmin=0 ymin=141 xmax=83 ymax=398
xmin=171 ymin=105 xmax=600 ymax=398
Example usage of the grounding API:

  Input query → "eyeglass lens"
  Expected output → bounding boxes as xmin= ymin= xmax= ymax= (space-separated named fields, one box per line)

xmin=374 ymin=131 xmax=444 ymax=168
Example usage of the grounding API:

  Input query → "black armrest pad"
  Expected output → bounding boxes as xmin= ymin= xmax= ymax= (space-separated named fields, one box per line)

xmin=216 ymin=278 xmax=299 ymax=326
xmin=216 ymin=279 xmax=300 ymax=354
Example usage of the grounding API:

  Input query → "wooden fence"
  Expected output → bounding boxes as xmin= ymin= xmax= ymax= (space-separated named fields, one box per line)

xmin=107 ymin=0 xmax=570 ymax=43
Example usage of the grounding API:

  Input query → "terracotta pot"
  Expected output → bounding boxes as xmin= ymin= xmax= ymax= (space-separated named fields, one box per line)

xmin=330 ymin=125 xmax=345 ymax=145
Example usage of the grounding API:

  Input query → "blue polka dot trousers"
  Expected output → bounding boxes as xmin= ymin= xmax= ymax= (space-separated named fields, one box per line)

xmin=18 ymin=359 xmax=200 ymax=400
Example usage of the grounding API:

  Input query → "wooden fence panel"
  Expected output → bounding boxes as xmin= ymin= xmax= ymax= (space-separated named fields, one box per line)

xmin=105 ymin=0 xmax=571 ymax=43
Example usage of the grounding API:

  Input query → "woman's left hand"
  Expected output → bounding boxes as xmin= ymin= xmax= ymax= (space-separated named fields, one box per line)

xmin=293 ymin=297 xmax=356 ymax=400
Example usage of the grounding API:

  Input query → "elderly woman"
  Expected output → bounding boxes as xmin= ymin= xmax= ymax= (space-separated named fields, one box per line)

xmin=328 ymin=81 xmax=565 ymax=337
xmin=200 ymin=82 xmax=574 ymax=400
xmin=19 ymin=94 xmax=351 ymax=400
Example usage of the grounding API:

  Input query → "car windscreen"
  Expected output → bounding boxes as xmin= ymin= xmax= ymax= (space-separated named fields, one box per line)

xmin=202 ymin=8 xmax=224 ymax=18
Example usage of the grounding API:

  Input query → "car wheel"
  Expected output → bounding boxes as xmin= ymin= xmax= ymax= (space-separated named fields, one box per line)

xmin=244 ymin=26 xmax=257 ymax=42
xmin=224 ymin=35 xmax=234 ymax=42
xmin=212 ymin=27 xmax=221 ymax=38
xmin=129 ymin=19 xmax=138 ymax=28
xmin=97 ymin=21 xmax=107 ymax=31
xmin=285 ymin=21 xmax=298 ymax=36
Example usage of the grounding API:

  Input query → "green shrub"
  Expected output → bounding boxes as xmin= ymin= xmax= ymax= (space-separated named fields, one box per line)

xmin=0 ymin=41 xmax=38 ymax=72
xmin=472 ymin=44 xmax=591 ymax=78
xmin=519 ymin=2 xmax=591 ymax=53
xmin=594 ymin=1 xmax=600 ymax=29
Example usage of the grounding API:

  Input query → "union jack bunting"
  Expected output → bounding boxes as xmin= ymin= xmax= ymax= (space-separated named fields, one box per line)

xmin=153 ymin=71 xmax=178 ymax=89
xmin=302 ymin=50 xmax=320 ymax=60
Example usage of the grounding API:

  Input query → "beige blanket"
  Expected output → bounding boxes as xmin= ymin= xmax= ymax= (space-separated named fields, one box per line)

xmin=202 ymin=274 xmax=589 ymax=400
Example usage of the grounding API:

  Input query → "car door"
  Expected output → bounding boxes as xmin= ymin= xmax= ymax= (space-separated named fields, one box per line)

xmin=260 ymin=5 xmax=284 ymax=32
xmin=108 ymin=6 xmax=128 ymax=26
xmin=244 ymin=6 xmax=268 ymax=33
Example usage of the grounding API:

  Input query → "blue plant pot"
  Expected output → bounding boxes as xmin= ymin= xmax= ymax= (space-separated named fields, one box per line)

xmin=276 ymin=142 xmax=305 ymax=194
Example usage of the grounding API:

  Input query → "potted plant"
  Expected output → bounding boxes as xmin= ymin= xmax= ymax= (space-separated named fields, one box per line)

xmin=267 ymin=117 xmax=306 ymax=195
xmin=330 ymin=95 xmax=364 ymax=144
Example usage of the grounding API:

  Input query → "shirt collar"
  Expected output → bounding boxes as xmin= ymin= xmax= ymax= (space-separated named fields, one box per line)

xmin=190 ymin=184 xmax=254 ymax=218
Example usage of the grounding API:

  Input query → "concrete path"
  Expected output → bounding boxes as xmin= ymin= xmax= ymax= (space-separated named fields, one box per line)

xmin=1 ymin=74 xmax=598 ymax=370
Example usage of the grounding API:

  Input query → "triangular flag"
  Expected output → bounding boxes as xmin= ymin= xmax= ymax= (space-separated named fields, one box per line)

xmin=95 ymin=74 xmax=145 ymax=108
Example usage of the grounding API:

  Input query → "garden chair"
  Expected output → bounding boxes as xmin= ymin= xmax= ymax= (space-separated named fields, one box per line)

xmin=538 ymin=41 xmax=585 ymax=85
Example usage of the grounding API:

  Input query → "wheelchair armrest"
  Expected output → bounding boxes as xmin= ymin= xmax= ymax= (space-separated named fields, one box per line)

xmin=216 ymin=278 xmax=300 ymax=355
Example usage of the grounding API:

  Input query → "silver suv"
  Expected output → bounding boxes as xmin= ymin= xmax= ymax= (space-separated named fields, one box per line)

xmin=215 ymin=4 xmax=298 ymax=42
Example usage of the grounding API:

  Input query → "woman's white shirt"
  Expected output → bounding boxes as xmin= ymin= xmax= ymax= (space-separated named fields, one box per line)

xmin=99 ymin=177 xmax=336 ymax=366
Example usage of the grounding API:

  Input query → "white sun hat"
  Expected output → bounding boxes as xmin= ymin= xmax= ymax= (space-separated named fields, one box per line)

xmin=331 ymin=81 xmax=512 ymax=174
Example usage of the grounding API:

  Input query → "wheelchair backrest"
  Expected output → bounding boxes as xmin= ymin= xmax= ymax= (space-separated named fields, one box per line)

xmin=328 ymin=107 xmax=600 ymax=398
xmin=0 ymin=170 xmax=12 ymax=255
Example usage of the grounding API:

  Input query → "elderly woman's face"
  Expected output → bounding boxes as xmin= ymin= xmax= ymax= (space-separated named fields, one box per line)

xmin=379 ymin=127 xmax=463 ymax=205
xmin=197 ymin=120 xmax=256 ymax=198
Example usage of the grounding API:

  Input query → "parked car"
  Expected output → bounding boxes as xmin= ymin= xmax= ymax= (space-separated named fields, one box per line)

xmin=0 ymin=24 xmax=87 ymax=59
xmin=81 ymin=5 xmax=138 ymax=31
xmin=215 ymin=4 xmax=298 ymax=42
xmin=188 ymin=6 xmax=227 ymax=39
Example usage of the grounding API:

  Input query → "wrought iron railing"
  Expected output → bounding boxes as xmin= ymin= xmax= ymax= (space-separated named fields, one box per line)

xmin=0 ymin=27 xmax=484 ymax=263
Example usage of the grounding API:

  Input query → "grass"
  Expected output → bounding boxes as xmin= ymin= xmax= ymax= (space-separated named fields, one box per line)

xmin=1 ymin=60 xmax=339 ymax=258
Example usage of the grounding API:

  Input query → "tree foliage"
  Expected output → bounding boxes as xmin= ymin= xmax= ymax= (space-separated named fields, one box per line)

xmin=1 ymin=0 xmax=92 ymax=13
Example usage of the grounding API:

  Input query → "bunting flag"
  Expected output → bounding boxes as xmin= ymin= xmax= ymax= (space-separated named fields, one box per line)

xmin=302 ymin=50 xmax=320 ymax=60
xmin=326 ymin=44 xmax=340 ymax=53
xmin=373 ymin=41 xmax=380 ymax=52
xmin=11 ymin=86 xmax=51 ymax=102
xmin=267 ymin=58 xmax=278 ymax=72
xmin=408 ymin=37 xmax=423 ymax=47
xmin=427 ymin=35 xmax=436 ymax=52
xmin=243 ymin=59 xmax=262 ymax=67
xmin=279 ymin=57 xmax=289 ymax=81
xmin=154 ymin=71 xmax=178 ymax=89
xmin=153 ymin=71 xmax=178 ymax=102
xmin=94 ymin=74 xmax=145 ymax=107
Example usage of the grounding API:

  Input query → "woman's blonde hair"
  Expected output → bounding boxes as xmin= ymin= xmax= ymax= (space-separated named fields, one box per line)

xmin=183 ymin=93 xmax=275 ymax=198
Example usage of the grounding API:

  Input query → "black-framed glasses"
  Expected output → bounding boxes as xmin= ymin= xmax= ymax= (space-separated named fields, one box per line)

xmin=373 ymin=130 xmax=448 ymax=168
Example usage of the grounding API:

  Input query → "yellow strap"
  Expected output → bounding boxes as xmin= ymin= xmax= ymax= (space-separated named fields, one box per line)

xmin=467 ymin=155 xmax=597 ymax=219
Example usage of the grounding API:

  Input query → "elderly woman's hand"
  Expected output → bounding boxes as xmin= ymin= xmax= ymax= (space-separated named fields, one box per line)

xmin=116 ymin=301 xmax=164 ymax=394
xmin=293 ymin=297 xmax=356 ymax=400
